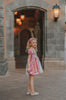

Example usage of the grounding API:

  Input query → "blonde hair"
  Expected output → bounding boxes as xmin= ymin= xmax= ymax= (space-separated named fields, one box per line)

xmin=26 ymin=37 xmax=37 ymax=52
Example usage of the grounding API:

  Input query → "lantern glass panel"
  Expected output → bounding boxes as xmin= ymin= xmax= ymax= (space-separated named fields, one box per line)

xmin=53 ymin=8 xmax=60 ymax=18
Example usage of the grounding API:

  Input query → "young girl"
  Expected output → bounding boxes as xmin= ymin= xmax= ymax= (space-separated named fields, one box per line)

xmin=26 ymin=37 xmax=43 ymax=96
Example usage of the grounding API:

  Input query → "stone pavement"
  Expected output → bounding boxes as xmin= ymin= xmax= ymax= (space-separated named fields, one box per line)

xmin=0 ymin=69 xmax=66 ymax=100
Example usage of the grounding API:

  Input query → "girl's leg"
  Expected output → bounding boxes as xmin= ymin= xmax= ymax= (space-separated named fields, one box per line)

xmin=27 ymin=75 xmax=31 ymax=93
xmin=30 ymin=75 xmax=35 ymax=93
xmin=30 ymin=75 xmax=39 ymax=95
xmin=27 ymin=75 xmax=39 ymax=95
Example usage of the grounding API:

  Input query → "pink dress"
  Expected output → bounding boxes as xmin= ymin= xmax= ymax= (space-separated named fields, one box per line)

xmin=26 ymin=48 xmax=43 ymax=75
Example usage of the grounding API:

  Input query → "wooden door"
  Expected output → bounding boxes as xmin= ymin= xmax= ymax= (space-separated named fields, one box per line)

xmin=20 ymin=29 xmax=31 ymax=55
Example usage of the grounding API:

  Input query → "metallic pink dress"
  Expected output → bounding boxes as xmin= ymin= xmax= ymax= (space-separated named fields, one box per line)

xmin=26 ymin=48 xmax=43 ymax=75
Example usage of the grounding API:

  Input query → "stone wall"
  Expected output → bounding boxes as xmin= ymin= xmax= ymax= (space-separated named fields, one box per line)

xmin=0 ymin=0 xmax=8 ymax=75
xmin=5 ymin=0 xmax=16 ymax=5
xmin=46 ymin=8 xmax=65 ymax=58
xmin=5 ymin=0 xmax=64 ymax=59
xmin=44 ymin=0 xmax=65 ymax=70
xmin=5 ymin=0 xmax=59 ymax=5
xmin=2 ymin=0 xmax=65 ymax=72
xmin=5 ymin=0 xmax=65 ymax=70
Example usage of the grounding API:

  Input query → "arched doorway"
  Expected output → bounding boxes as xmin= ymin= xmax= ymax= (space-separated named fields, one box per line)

xmin=14 ymin=8 xmax=45 ymax=69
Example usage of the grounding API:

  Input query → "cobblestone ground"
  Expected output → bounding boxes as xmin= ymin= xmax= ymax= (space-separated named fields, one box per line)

xmin=0 ymin=69 xmax=66 ymax=100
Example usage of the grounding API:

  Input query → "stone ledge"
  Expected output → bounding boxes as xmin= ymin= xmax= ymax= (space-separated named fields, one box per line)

xmin=7 ymin=58 xmax=16 ymax=71
xmin=44 ymin=58 xmax=65 ymax=70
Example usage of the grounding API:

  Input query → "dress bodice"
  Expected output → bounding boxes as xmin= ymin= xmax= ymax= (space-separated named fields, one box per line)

xmin=28 ymin=48 xmax=37 ymax=56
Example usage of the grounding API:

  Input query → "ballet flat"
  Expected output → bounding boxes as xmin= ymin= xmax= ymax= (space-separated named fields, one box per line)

xmin=30 ymin=92 xmax=39 ymax=96
xmin=26 ymin=92 xmax=31 ymax=95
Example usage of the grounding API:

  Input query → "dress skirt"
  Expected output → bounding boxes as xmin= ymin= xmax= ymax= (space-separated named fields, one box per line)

xmin=26 ymin=48 xmax=43 ymax=75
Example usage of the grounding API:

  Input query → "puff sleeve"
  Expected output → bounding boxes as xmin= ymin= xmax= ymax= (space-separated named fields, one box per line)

xmin=28 ymin=49 xmax=34 ymax=55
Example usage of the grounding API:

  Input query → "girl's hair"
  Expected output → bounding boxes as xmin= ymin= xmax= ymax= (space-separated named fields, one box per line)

xmin=26 ymin=37 xmax=37 ymax=52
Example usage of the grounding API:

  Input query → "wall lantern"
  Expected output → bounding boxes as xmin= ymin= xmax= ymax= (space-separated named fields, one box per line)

xmin=16 ymin=18 xmax=21 ymax=24
xmin=15 ymin=15 xmax=25 ymax=26
xmin=14 ymin=11 xmax=18 ymax=15
xmin=20 ymin=15 xmax=25 ymax=21
xmin=16 ymin=18 xmax=22 ymax=25
xmin=53 ymin=4 xmax=60 ymax=22
xmin=18 ymin=21 xmax=22 ymax=26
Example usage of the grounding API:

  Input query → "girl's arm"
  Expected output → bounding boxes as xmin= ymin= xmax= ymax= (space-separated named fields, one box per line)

xmin=27 ymin=54 xmax=31 ymax=72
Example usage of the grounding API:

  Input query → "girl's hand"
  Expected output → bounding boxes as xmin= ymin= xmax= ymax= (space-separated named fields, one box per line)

xmin=27 ymin=68 xmax=30 ymax=73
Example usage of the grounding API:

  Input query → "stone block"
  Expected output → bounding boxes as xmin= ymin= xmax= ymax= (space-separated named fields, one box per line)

xmin=6 ymin=12 xmax=13 ymax=28
xmin=0 ymin=19 xmax=4 ymax=27
xmin=41 ymin=0 xmax=52 ymax=10
xmin=0 ymin=0 xmax=3 ymax=8
xmin=56 ymin=51 xmax=64 ymax=58
xmin=47 ymin=33 xmax=54 ymax=39
xmin=0 ymin=29 xmax=4 ymax=37
xmin=0 ymin=9 xmax=4 ymax=17
xmin=25 ymin=0 xmax=41 ymax=7
xmin=46 ymin=49 xmax=56 ymax=58
xmin=0 ymin=48 xmax=4 ymax=59
xmin=6 ymin=0 xmax=25 ymax=11
xmin=0 ymin=38 xmax=4 ymax=47
xmin=55 ymin=45 xmax=64 ymax=51
xmin=60 ymin=0 xmax=65 ymax=4
xmin=13 ymin=0 xmax=26 ymax=10
xmin=0 ymin=59 xmax=8 ymax=75
xmin=55 ymin=32 xmax=64 ymax=38
xmin=56 ymin=39 xmax=64 ymax=45
xmin=47 ymin=39 xmax=56 ymax=45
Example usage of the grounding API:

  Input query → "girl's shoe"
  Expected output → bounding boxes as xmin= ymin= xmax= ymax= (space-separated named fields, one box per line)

xmin=31 ymin=92 xmax=39 ymax=96
xmin=26 ymin=92 xmax=31 ymax=95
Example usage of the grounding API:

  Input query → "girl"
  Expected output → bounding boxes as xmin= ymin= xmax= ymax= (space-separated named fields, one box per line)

xmin=26 ymin=37 xmax=43 ymax=96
